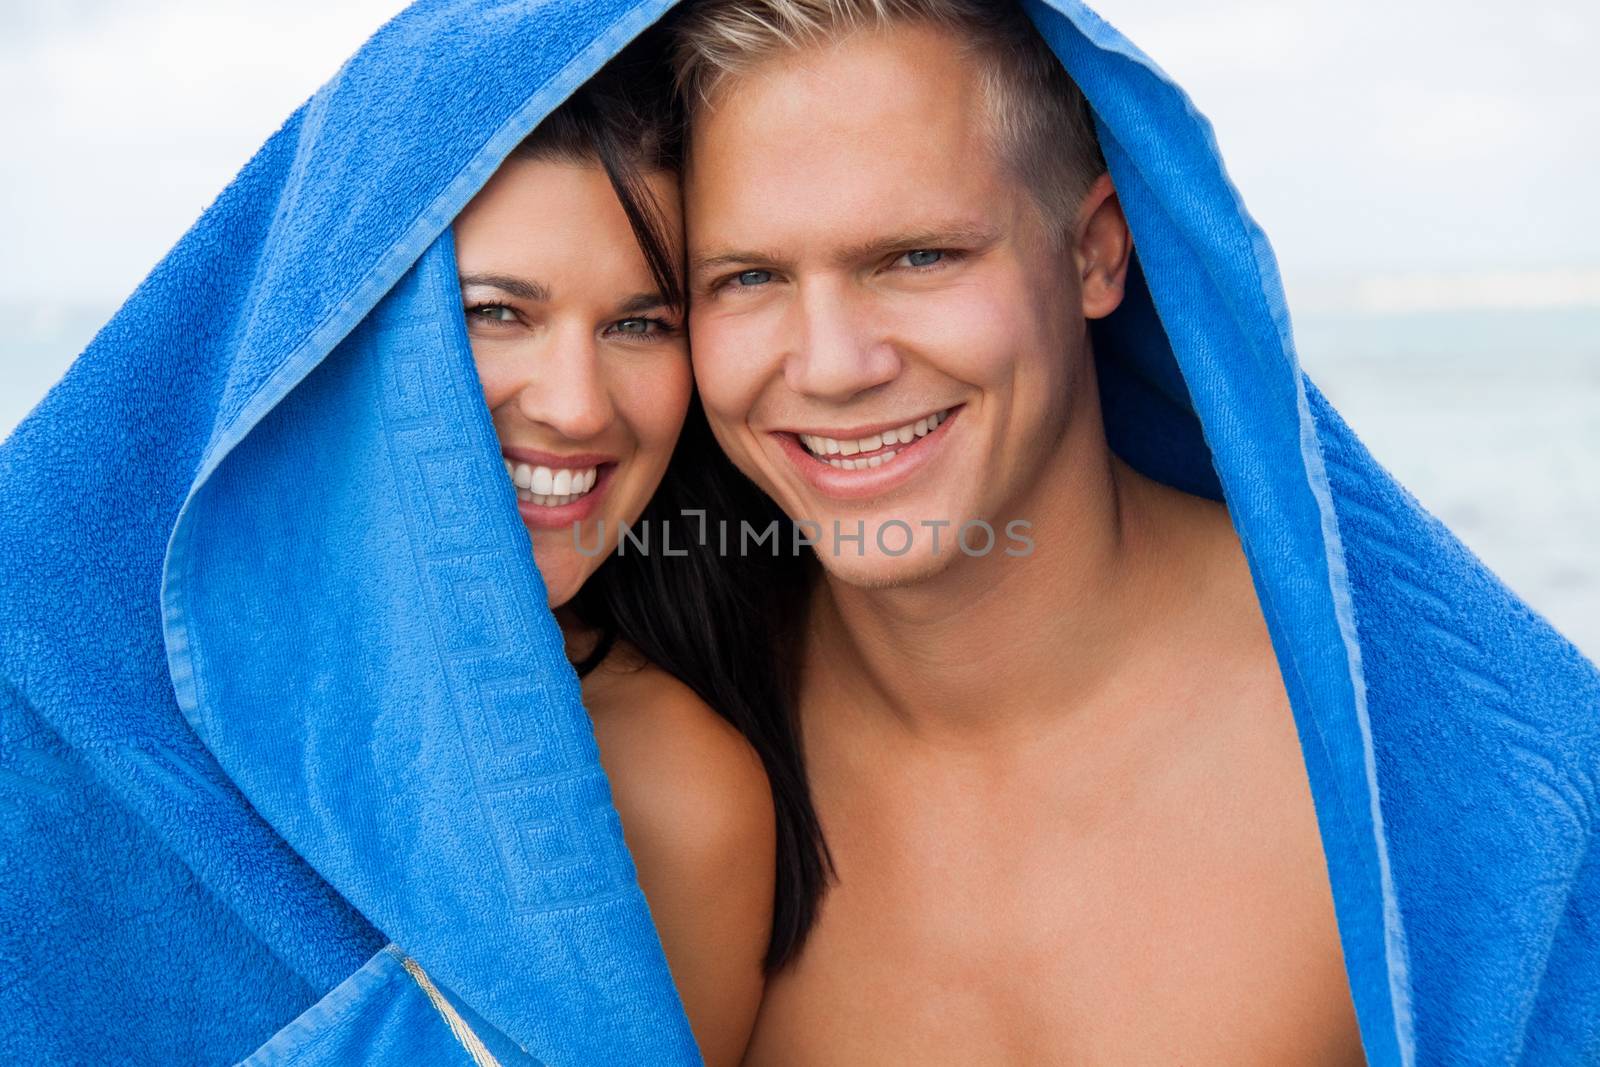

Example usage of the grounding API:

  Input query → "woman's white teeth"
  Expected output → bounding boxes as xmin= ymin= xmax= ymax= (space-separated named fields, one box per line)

xmin=800 ymin=408 xmax=949 ymax=463
xmin=502 ymin=461 xmax=599 ymax=506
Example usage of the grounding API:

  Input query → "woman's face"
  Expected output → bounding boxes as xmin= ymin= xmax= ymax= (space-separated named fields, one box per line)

xmin=453 ymin=156 xmax=690 ymax=609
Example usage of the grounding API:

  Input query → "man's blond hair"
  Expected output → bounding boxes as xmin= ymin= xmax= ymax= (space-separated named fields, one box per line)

xmin=669 ymin=0 xmax=1106 ymax=234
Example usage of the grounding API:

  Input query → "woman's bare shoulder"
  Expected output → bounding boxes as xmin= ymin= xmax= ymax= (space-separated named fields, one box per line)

xmin=580 ymin=642 xmax=776 ymax=1067
xmin=582 ymin=643 xmax=773 ymax=845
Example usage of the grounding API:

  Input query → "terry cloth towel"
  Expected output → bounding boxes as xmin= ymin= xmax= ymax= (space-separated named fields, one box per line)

xmin=1 ymin=0 xmax=1595 ymax=1064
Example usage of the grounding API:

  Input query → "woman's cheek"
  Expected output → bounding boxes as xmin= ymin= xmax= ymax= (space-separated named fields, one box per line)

xmin=618 ymin=348 xmax=694 ymax=459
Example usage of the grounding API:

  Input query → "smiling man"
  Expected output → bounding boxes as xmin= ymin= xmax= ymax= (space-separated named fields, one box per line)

xmin=672 ymin=0 xmax=1369 ymax=1062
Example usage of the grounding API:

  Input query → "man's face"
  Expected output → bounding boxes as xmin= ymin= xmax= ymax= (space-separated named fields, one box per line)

xmin=685 ymin=22 xmax=1096 ymax=588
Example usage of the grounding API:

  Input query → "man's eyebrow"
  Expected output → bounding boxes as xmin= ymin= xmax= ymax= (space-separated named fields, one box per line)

xmin=689 ymin=250 xmax=786 ymax=277
xmin=832 ymin=225 xmax=1001 ymax=264
xmin=689 ymin=226 xmax=1000 ymax=279
xmin=458 ymin=272 xmax=551 ymax=302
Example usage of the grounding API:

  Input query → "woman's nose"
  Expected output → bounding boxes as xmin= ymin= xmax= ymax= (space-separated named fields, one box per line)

xmin=510 ymin=328 xmax=616 ymax=441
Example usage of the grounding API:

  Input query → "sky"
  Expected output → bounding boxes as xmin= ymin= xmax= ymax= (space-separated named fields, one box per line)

xmin=2 ymin=0 xmax=1596 ymax=319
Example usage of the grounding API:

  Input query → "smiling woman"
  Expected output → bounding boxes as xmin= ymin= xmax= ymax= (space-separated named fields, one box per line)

xmin=451 ymin=98 xmax=690 ymax=607
xmin=438 ymin=55 xmax=834 ymax=1063
xmin=0 ymin=12 xmax=825 ymax=1066
xmin=443 ymin=55 xmax=777 ymax=1062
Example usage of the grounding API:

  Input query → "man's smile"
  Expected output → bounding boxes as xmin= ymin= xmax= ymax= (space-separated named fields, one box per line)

xmin=790 ymin=405 xmax=958 ymax=467
xmin=770 ymin=403 xmax=964 ymax=500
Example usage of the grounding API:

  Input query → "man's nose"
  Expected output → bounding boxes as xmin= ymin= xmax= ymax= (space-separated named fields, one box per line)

xmin=513 ymin=327 xmax=615 ymax=440
xmin=784 ymin=281 xmax=901 ymax=401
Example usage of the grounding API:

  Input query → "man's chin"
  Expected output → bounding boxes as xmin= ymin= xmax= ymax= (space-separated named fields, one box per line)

xmin=810 ymin=543 xmax=962 ymax=591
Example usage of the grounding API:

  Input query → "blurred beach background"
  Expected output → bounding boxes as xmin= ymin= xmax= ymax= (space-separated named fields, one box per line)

xmin=2 ymin=0 xmax=1595 ymax=659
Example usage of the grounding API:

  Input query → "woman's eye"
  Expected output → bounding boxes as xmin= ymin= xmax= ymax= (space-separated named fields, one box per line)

xmin=899 ymin=250 xmax=944 ymax=268
xmin=607 ymin=316 xmax=676 ymax=340
xmin=467 ymin=304 xmax=517 ymax=323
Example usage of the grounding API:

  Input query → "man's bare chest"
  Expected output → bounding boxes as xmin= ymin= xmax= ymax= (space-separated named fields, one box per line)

xmin=742 ymin=701 xmax=1367 ymax=1065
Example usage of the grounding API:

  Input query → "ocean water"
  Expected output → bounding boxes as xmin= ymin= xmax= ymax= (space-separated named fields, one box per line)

xmin=3 ymin=303 xmax=1596 ymax=660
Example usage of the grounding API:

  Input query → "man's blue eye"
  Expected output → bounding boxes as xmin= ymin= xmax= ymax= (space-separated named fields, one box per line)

xmin=736 ymin=270 xmax=772 ymax=286
xmin=903 ymin=250 xmax=943 ymax=268
xmin=615 ymin=318 xmax=653 ymax=334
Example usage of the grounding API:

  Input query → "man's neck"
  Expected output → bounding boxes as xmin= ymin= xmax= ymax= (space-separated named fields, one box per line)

xmin=802 ymin=422 xmax=1179 ymax=750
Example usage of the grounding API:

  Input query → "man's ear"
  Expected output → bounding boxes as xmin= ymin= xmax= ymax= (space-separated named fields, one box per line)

xmin=1073 ymin=173 xmax=1131 ymax=320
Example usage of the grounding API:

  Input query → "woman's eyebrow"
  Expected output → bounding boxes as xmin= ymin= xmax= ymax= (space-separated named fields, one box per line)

xmin=459 ymin=272 xmax=551 ymax=302
xmin=616 ymin=291 xmax=670 ymax=315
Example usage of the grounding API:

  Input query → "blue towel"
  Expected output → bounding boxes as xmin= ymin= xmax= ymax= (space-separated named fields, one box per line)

xmin=1 ymin=0 xmax=1594 ymax=1064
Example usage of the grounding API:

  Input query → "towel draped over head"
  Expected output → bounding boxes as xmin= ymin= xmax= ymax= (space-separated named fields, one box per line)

xmin=1 ymin=0 xmax=1595 ymax=1063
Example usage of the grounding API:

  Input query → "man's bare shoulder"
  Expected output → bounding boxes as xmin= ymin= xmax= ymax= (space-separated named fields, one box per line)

xmin=1132 ymin=473 xmax=1280 ymax=660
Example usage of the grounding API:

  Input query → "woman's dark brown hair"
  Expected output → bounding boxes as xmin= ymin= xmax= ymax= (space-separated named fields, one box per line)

xmin=506 ymin=31 xmax=834 ymax=973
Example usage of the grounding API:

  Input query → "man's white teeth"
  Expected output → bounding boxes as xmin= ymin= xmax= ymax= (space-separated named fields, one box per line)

xmin=503 ymin=461 xmax=599 ymax=507
xmin=826 ymin=449 xmax=897 ymax=471
xmin=799 ymin=408 xmax=949 ymax=462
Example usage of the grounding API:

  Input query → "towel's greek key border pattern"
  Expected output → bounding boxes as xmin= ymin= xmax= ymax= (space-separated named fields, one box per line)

xmin=373 ymin=304 xmax=635 ymax=916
